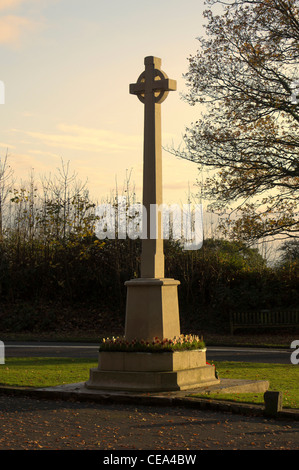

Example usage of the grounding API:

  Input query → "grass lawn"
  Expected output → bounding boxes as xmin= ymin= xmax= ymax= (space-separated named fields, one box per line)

xmin=0 ymin=358 xmax=98 ymax=388
xmin=191 ymin=361 xmax=299 ymax=410
xmin=0 ymin=358 xmax=298 ymax=410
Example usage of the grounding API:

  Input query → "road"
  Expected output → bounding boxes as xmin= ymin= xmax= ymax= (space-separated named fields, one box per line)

xmin=3 ymin=342 xmax=293 ymax=364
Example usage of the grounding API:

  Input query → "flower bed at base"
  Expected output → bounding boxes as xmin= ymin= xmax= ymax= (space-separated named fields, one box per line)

xmin=99 ymin=334 xmax=205 ymax=353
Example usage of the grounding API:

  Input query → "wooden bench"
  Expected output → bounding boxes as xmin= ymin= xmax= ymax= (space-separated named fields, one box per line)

xmin=229 ymin=310 xmax=299 ymax=335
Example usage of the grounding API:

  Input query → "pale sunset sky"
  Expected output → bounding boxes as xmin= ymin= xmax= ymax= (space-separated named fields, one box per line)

xmin=0 ymin=0 xmax=212 ymax=205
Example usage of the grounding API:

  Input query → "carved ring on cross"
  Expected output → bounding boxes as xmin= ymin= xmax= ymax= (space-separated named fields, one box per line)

xmin=135 ymin=69 xmax=170 ymax=104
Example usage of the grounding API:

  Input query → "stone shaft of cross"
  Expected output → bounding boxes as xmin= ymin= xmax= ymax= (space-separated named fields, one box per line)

xmin=130 ymin=56 xmax=176 ymax=278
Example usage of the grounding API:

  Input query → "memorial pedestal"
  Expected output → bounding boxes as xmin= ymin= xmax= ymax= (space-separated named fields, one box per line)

xmin=86 ymin=349 xmax=220 ymax=392
xmin=124 ymin=278 xmax=181 ymax=342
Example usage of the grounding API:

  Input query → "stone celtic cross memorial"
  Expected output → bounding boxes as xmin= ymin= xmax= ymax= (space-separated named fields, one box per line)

xmin=86 ymin=56 xmax=220 ymax=392
xmin=129 ymin=55 xmax=176 ymax=280
xmin=124 ymin=56 xmax=181 ymax=343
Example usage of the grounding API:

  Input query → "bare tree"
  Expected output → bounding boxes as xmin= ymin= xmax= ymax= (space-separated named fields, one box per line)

xmin=169 ymin=0 xmax=299 ymax=243
xmin=0 ymin=151 xmax=14 ymax=242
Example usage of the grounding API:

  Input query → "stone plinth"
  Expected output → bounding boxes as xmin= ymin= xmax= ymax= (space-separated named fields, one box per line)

xmin=124 ymin=278 xmax=180 ymax=342
xmin=86 ymin=349 xmax=220 ymax=392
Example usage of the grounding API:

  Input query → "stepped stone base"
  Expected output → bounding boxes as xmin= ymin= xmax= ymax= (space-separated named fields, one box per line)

xmin=86 ymin=349 xmax=220 ymax=392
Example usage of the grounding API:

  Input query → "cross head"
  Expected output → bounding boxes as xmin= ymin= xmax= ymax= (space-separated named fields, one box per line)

xmin=130 ymin=56 xmax=176 ymax=104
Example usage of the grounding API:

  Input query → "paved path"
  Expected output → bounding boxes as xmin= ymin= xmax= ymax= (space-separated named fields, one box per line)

xmin=0 ymin=394 xmax=298 ymax=451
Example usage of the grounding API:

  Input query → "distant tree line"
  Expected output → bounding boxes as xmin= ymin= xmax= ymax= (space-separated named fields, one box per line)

xmin=0 ymin=156 xmax=298 ymax=334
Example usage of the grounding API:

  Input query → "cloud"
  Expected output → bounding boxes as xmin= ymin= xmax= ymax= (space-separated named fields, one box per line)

xmin=0 ymin=0 xmax=27 ymax=10
xmin=13 ymin=124 xmax=141 ymax=154
xmin=0 ymin=0 xmax=43 ymax=11
xmin=0 ymin=141 xmax=16 ymax=150
xmin=0 ymin=1 xmax=45 ymax=46
xmin=0 ymin=15 xmax=40 ymax=45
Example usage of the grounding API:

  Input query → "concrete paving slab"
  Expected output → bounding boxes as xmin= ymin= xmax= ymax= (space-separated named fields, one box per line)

xmin=39 ymin=377 xmax=270 ymax=397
